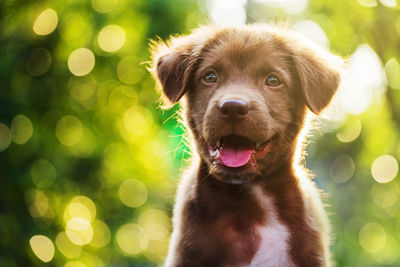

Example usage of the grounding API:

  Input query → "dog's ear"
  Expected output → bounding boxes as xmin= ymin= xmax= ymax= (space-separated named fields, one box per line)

xmin=288 ymin=35 xmax=344 ymax=114
xmin=153 ymin=48 xmax=196 ymax=105
xmin=150 ymin=31 xmax=209 ymax=107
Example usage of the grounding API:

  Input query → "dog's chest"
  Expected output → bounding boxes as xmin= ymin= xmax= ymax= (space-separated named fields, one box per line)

xmin=246 ymin=220 xmax=293 ymax=267
xmin=244 ymin=186 xmax=294 ymax=267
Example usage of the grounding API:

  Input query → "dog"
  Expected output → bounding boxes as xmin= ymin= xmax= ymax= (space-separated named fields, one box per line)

xmin=150 ymin=24 xmax=343 ymax=267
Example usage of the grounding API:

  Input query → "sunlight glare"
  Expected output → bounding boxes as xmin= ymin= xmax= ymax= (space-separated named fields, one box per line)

xmin=372 ymin=183 xmax=399 ymax=209
xmin=92 ymin=0 xmax=119 ymax=13
xmin=64 ymin=261 xmax=87 ymax=267
xmin=29 ymin=235 xmax=55 ymax=262
xmin=116 ymin=223 xmax=148 ymax=255
xmin=117 ymin=56 xmax=145 ymax=84
xmin=373 ymin=236 xmax=399 ymax=264
xmin=98 ymin=25 xmax=126 ymax=52
xmin=208 ymin=0 xmax=247 ymax=26
xmin=253 ymin=0 xmax=308 ymax=14
xmin=379 ymin=0 xmax=397 ymax=7
xmin=27 ymin=190 xmax=49 ymax=218
xmin=358 ymin=0 xmax=378 ymax=7
xmin=68 ymin=48 xmax=95 ymax=77
xmin=359 ymin=222 xmax=386 ymax=253
xmin=385 ymin=58 xmax=400 ymax=89
xmin=119 ymin=179 xmax=148 ymax=208
xmin=56 ymin=116 xmax=84 ymax=146
xmin=89 ymin=220 xmax=111 ymax=248
xmin=336 ymin=119 xmax=362 ymax=143
xmin=11 ymin=115 xmax=33 ymax=145
xmin=293 ymin=20 xmax=329 ymax=48
xmin=33 ymin=8 xmax=58 ymax=35
xmin=56 ymin=232 xmax=82 ymax=259
xmin=66 ymin=218 xmax=94 ymax=245
xmin=122 ymin=107 xmax=153 ymax=137
xmin=371 ymin=155 xmax=398 ymax=183
xmin=64 ymin=203 xmax=92 ymax=223
xmin=138 ymin=209 xmax=171 ymax=240
xmin=338 ymin=44 xmax=386 ymax=115
xmin=64 ymin=195 xmax=97 ymax=223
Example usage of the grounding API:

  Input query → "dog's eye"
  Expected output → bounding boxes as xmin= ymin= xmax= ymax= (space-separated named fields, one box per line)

xmin=265 ymin=74 xmax=281 ymax=87
xmin=203 ymin=71 xmax=217 ymax=83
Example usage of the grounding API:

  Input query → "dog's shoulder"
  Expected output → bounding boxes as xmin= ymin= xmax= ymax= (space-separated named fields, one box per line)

xmin=296 ymin=169 xmax=331 ymax=237
xmin=296 ymin=169 xmax=332 ymax=266
xmin=164 ymin=159 xmax=199 ymax=266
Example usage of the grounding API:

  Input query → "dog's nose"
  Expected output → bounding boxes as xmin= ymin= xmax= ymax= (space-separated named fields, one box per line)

xmin=218 ymin=99 xmax=249 ymax=120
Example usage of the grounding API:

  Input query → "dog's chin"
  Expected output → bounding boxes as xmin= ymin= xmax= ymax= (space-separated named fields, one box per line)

xmin=208 ymin=162 xmax=258 ymax=184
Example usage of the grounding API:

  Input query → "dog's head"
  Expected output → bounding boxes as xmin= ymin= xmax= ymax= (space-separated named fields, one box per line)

xmin=151 ymin=25 xmax=343 ymax=183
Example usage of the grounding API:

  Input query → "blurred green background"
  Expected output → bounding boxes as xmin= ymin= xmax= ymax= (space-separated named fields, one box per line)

xmin=1 ymin=0 xmax=400 ymax=266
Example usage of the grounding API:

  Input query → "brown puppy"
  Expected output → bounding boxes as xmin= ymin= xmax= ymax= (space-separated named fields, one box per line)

xmin=150 ymin=24 xmax=343 ymax=267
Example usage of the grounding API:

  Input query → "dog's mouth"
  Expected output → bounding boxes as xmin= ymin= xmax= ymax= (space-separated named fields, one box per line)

xmin=208 ymin=134 xmax=274 ymax=169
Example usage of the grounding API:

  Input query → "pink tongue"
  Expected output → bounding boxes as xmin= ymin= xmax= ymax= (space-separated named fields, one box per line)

xmin=220 ymin=147 xmax=254 ymax=167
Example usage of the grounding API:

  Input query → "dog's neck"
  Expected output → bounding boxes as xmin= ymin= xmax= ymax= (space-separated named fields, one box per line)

xmin=198 ymin=158 xmax=296 ymax=187
xmin=194 ymin=159 xmax=300 ymax=226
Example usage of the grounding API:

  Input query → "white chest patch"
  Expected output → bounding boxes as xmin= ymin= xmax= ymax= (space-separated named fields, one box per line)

xmin=244 ymin=186 xmax=295 ymax=267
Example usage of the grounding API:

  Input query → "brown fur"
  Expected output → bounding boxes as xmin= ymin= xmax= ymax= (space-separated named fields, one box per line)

xmin=150 ymin=24 xmax=343 ymax=267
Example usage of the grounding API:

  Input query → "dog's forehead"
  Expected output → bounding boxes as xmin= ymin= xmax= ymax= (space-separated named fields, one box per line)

xmin=199 ymin=29 xmax=290 ymax=73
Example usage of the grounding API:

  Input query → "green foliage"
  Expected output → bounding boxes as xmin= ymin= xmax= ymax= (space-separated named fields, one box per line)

xmin=0 ymin=0 xmax=203 ymax=266
xmin=0 ymin=0 xmax=400 ymax=266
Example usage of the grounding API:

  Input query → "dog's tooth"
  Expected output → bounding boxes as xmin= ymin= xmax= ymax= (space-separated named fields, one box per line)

xmin=250 ymin=153 xmax=257 ymax=166
xmin=216 ymin=140 xmax=221 ymax=148
xmin=210 ymin=148 xmax=220 ymax=159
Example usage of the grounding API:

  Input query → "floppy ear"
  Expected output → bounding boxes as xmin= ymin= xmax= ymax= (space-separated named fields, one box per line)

xmin=150 ymin=35 xmax=203 ymax=106
xmin=150 ymin=27 xmax=216 ymax=107
xmin=289 ymin=36 xmax=344 ymax=114
xmin=154 ymin=50 xmax=196 ymax=105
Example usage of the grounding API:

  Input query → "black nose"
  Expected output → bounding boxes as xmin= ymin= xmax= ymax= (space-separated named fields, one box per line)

xmin=218 ymin=99 xmax=249 ymax=121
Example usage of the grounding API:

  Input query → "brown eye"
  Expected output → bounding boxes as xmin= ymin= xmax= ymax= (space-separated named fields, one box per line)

xmin=203 ymin=71 xmax=217 ymax=83
xmin=265 ymin=74 xmax=281 ymax=87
